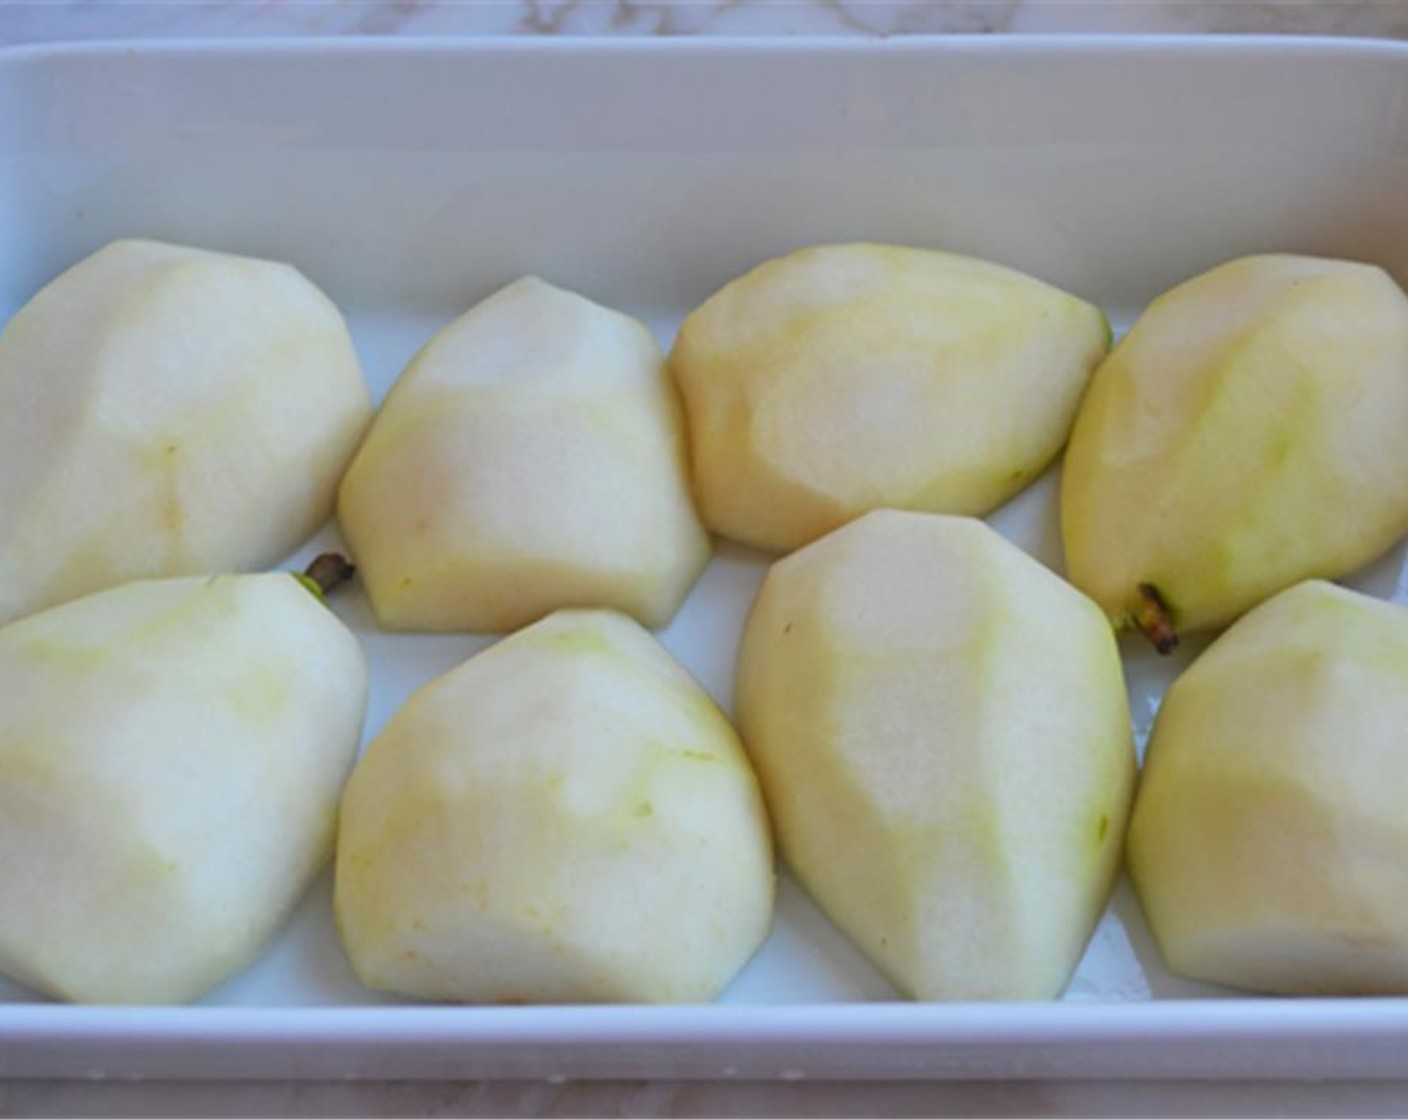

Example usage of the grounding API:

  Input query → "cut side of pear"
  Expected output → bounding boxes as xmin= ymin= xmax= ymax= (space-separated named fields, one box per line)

xmin=0 ymin=572 xmax=368 ymax=1004
xmin=337 ymin=278 xmax=711 ymax=634
xmin=1128 ymin=579 xmax=1408 ymax=995
xmin=0 ymin=239 xmax=373 ymax=627
xmin=670 ymin=243 xmax=1109 ymax=553
xmin=334 ymin=609 xmax=774 ymax=1004
xmin=1062 ymin=253 xmax=1408 ymax=651
xmin=735 ymin=510 xmax=1135 ymax=1001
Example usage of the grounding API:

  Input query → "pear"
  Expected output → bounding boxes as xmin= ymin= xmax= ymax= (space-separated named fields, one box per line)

xmin=335 ymin=609 xmax=773 ymax=1004
xmin=1062 ymin=253 xmax=1408 ymax=653
xmin=337 ymin=278 xmax=710 ymax=633
xmin=0 ymin=560 xmax=367 ymax=1004
xmin=1128 ymin=580 xmax=1408 ymax=995
xmin=669 ymin=243 xmax=1109 ymax=553
xmin=0 ymin=239 xmax=373 ymax=627
xmin=736 ymin=510 xmax=1134 ymax=1000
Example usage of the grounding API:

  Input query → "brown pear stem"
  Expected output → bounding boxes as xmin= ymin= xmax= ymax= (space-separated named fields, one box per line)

xmin=1134 ymin=583 xmax=1179 ymax=655
xmin=303 ymin=553 xmax=357 ymax=598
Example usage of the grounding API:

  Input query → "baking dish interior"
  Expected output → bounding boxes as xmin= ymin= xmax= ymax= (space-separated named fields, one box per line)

xmin=2 ymin=39 xmax=1408 ymax=1011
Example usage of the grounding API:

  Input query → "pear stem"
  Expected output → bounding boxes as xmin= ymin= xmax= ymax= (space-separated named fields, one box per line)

xmin=303 ymin=553 xmax=357 ymax=598
xmin=1134 ymin=584 xmax=1179 ymax=655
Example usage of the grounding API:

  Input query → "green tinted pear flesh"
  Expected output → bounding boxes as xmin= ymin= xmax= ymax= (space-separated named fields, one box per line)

xmin=736 ymin=510 xmax=1135 ymax=1000
xmin=0 ymin=573 xmax=368 ymax=1004
xmin=335 ymin=609 xmax=774 ymax=1004
xmin=670 ymin=243 xmax=1109 ymax=553
xmin=1062 ymin=253 xmax=1408 ymax=650
xmin=0 ymin=239 xmax=372 ymax=627
xmin=338 ymin=277 xmax=710 ymax=634
xmin=1128 ymin=580 xmax=1408 ymax=995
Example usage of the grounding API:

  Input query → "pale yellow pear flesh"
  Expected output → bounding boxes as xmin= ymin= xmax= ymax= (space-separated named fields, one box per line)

xmin=1128 ymin=580 xmax=1408 ymax=995
xmin=669 ymin=243 xmax=1109 ymax=553
xmin=338 ymin=278 xmax=711 ymax=634
xmin=0 ymin=239 xmax=373 ymax=627
xmin=334 ymin=609 xmax=774 ymax=1004
xmin=1062 ymin=254 xmax=1408 ymax=644
xmin=0 ymin=574 xmax=369 ymax=1004
xmin=735 ymin=510 xmax=1134 ymax=1000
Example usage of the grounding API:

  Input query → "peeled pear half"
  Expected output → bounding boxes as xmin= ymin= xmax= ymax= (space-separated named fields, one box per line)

xmin=335 ymin=609 xmax=773 ymax=1004
xmin=669 ymin=243 xmax=1109 ymax=552
xmin=1128 ymin=580 xmax=1408 ymax=995
xmin=1062 ymin=253 xmax=1408 ymax=652
xmin=0 ymin=567 xmax=368 ymax=1004
xmin=0 ymin=239 xmax=372 ymax=627
xmin=338 ymin=278 xmax=710 ymax=634
xmin=736 ymin=510 xmax=1134 ymax=1000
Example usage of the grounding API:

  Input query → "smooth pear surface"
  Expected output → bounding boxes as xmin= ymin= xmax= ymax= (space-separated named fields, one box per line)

xmin=0 ymin=573 xmax=368 ymax=1004
xmin=1128 ymin=580 xmax=1408 ymax=995
xmin=1062 ymin=253 xmax=1408 ymax=648
xmin=736 ymin=510 xmax=1134 ymax=1000
xmin=670 ymin=243 xmax=1109 ymax=552
xmin=335 ymin=609 xmax=773 ymax=1004
xmin=338 ymin=277 xmax=710 ymax=633
xmin=0 ymin=239 xmax=372 ymax=626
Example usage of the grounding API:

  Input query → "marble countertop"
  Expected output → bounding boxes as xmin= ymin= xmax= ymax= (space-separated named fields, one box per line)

xmin=5 ymin=2 xmax=1408 ymax=1117
xmin=3 ymin=0 xmax=1408 ymax=42
xmin=5 ymin=1075 xmax=1408 ymax=1117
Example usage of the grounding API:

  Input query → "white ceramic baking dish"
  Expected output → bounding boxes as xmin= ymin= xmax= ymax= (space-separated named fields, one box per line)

xmin=2 ymin=36 xmax=1408 ymax=1081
